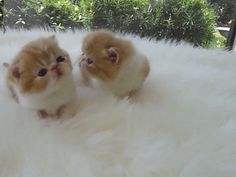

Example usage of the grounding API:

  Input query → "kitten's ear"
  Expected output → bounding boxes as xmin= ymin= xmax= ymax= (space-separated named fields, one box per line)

xmin=3 ymin=62 xmax=9 ymax=68
xmin=11 ymin=66 xmax=21 ymax=79
xmin=106 ymin=47 xmax=119 ymax=64
xmin=49 ymin=35 xmax=56 ymax=40
xmin=48 ymin=35 xmax=58 ymax=43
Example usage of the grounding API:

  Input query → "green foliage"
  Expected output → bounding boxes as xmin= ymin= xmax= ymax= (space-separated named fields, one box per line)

xmin=91 ymin=0 xmax=149 ymax=33
xmin=209 ymin=0 xmax=235 ymax=23
xmin=152 ymin=0 xmax=216 ymax=47
xmin=91 ymin=0 xmax=216 ymax=47
xmin=2 ymin=0 xmax=217 ymax=47
xmin=209 ymin=31 xmax=226 ymax=48
xmin=0 ymin=0 xmax=3 ymax=28
xmin=4 ymin=0 xmax=35 ymax=28
xmin=3 ymin=0 xmax=92 ymax=30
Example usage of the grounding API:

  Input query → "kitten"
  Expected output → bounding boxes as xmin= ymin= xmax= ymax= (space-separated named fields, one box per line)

xmin=79 ymin=31 xmax=150 ymax=98
xmin=6 ymin=36 xmax=77 ymax=118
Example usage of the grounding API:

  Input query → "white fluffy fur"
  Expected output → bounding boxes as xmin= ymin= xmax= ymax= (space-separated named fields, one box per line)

xmin=7 ymin=37 xmax=77 ymax=117
xmin=0 ymin=30 xmax=236 ymax=177
xmin=12 ymin=69 xmax=76 ymax=115
xmin=102 ymin=51 xmax=148 ymax=96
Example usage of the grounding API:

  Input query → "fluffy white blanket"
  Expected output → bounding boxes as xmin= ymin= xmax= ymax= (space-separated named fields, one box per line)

xmin=0 ymin=30 xmax=236 ymax=177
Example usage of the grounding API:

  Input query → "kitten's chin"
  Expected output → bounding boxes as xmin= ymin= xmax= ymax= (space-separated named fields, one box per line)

xmin=52 ymin=69 xmax=63 ymax=81
xmin=51 ymin=74 xmax=62 ymax=82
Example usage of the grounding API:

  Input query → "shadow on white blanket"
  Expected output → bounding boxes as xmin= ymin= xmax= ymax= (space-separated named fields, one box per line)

xmin=0 ymin=30 xmax=236 ymax=177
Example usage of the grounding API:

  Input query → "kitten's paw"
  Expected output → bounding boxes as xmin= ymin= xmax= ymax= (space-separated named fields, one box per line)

xmin=128 ymin=90 xmax=136 ymax=98
xmin=56 ymin=105 xmax=65 ymax=118
xmin=38 ymin=110 xmax=48 ymax=119
xmin=124 ymin=90 xmax=137 ymax=103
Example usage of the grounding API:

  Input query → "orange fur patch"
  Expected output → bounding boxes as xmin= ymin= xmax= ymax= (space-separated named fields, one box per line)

xmin=141 ymin=56 xmax=150 ymax=78
xmin=81 ymin=31 xmax=135 ymax=81
xmin=6 ymin=36 xmax=71 ymax=94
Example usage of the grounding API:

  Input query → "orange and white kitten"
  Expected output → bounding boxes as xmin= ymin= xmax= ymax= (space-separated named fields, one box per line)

xmin=6 ymin=36 xmax=77 ymax=118
xmin=79 ymin=31 xmax=150 ymax=98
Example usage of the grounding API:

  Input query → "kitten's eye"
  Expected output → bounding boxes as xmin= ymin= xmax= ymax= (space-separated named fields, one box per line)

xmin=38 ymin=68 xmax=48 ymax=77
xmin=56 ymin=56 xmax=65 ymax=63
xmin=86 ymin=58 xmax=93 ymax=65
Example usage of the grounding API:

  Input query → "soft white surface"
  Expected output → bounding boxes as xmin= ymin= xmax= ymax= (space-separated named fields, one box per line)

xmin=0 ymin=30 xmax=236 ymax=177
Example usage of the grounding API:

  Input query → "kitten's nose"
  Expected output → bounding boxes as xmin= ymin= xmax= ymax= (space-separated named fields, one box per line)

xmin=51 ymin=63 xmax=59 ymax=71
xmin=79 ymin=58 xmax=85 ymax=67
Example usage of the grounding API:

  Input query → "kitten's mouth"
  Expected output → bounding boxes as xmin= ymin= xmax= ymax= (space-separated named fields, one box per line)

xmin=51 ymin=64 xmax=63 ymax=80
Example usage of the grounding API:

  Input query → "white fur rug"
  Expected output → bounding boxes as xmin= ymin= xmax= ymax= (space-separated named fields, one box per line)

xmin=0 ymin=30 xmax=236 ymax=177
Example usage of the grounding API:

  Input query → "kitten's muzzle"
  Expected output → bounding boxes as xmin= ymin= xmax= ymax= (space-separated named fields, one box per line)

xmin=79 ymin=58 xmax=86 ymax=67
xmin=51 ymin=63 xmax=59 ymax=71
xmin=51 ymin=63 xmax=63 ymax=79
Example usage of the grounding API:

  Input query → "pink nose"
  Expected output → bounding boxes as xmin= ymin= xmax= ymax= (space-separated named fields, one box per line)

xmin=51 ymin=63 xmax=59 ymax=71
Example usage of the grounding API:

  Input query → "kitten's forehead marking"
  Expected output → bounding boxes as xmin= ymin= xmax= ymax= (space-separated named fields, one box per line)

xmin=37 ymin=58 xmax=47 ymax=66
xmin=49 ymin=54 xmax=54 ymax=61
